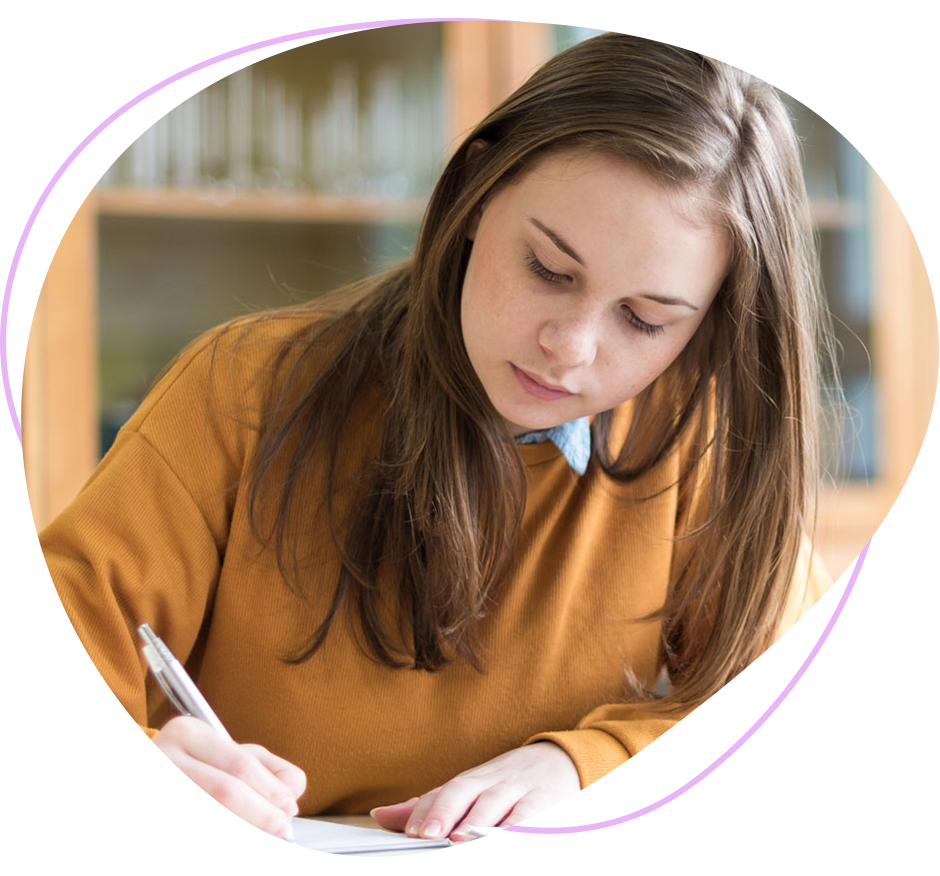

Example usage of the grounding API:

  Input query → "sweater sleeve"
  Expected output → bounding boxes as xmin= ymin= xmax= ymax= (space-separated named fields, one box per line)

xmin=38 ymin=325 xmax=257 ymax=737
xmin=527 ymin=539 xmax=835 ymax=786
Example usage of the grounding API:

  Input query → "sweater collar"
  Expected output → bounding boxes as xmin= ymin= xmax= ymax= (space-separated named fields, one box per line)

xmin=514 ymin=416 xmax=591 ymax=475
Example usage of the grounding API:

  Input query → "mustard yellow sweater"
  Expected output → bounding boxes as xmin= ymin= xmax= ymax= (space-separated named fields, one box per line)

xmin=40 ymin=315 xmax=829 ymax=815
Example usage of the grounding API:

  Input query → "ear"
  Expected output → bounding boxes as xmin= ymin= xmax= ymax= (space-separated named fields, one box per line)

xmin=465 ymin=138 xmax=489 ymax=160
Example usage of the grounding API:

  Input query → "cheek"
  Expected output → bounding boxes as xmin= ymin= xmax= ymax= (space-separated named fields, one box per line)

xmin=461 ymin=271 xmax=514 ymax=366
xmin=650 ymin=341 xmax=690 ymax=376
xmin=603 ymin=335 xmax=696 ymax=400
xmin=468 ymin=269 xmax=529 ymax=335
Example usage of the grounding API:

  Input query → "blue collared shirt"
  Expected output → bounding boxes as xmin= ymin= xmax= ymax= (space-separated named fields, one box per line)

xmin=514 ymin=416 xmax=591 ymax=475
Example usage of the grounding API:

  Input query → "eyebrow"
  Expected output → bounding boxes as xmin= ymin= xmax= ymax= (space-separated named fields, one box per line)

xmin=637 ymin=293 xmax=700 ymax=312
xmin=527 ymin=217 xmax=585 ymax=266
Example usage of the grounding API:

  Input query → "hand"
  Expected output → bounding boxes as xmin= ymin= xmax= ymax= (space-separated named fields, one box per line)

xmin=153 ymin=716 xmax=306 ymax=840
xmin=370 ymin=742 xmax=580 ymax=842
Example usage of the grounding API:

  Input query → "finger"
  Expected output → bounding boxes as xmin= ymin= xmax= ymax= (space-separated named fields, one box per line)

xmin=184 ymin=736 xmax=298 ymax=815
xmin=369 ymin=798 xmax=419 ymax=832
xmin=401 ymin=788 xmax=443 ymax=837
xmin=169 ymin=720 xmax=300 ymax=816
xmin=406 ymin=777 xmax=485 ymax=839
xmin=241 ymin=744 xmax=307 ymax=800
xmin=499 ymin=792 xmax=547 ymax=828
xmin=449 ymin=784 xmax=519 ymax=842
xmin=177 ymin=751 xmax=296 ymax=840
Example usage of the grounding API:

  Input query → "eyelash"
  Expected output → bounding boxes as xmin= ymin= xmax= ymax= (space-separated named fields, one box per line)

xmin=524 ymin=249 xmax=567 ymax=284
xmin=524 ymin=249 xmax=665 ymax=338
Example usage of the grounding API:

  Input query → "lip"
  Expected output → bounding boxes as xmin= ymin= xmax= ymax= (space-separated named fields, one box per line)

xmin=511 ymin=364 xmax=574 ymax=401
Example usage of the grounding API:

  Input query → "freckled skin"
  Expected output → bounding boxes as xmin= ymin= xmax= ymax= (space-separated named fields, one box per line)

xmin=461 ymin=150 xmax=731 ymax=435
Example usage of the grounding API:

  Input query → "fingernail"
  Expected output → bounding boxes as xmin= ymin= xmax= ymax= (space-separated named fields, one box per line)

xmin=406 ymin=822 xmax=421 ymax=836
xmin=279 ymin=821 xmax=296 ymax=843
xmin=281 ymin=798 xmax=299 ymax=817
xmin=421 ymin=820 xmax=441 ymax=838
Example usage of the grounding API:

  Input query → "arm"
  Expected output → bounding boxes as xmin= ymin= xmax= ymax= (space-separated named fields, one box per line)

xmin=530 ymin=538 xmax=835 ymax=760
xmin=40 ymin=324 xmax=244 ymax=732
xmin=41 ymin=427 xmax=224 ymax=736
xmin=372 ymin=530 xmax=833 ymax=841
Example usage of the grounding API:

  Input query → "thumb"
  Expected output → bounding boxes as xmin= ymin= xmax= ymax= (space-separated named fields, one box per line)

xmin=370 ymin=797 xmax=419 ymax=832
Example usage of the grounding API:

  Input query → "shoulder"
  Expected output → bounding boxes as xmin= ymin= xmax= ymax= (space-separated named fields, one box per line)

xmin=120 ymin=311 xmax=336 ymax=467
xmin=128 ymin=313 xmax=330 ymax=431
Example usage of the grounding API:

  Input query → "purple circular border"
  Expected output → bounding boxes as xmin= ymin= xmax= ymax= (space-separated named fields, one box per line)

xmin=0 ymin=19 xmax=940 ymax=836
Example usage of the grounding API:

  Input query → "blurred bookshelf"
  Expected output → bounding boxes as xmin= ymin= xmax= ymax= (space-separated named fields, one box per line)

xmin=783 ymin=95 xmax=875 ymax=482
xmin=98 ymin=31 xmax=447 ymax=199
xmin=96 ymin=22 xmax=447 ymax=452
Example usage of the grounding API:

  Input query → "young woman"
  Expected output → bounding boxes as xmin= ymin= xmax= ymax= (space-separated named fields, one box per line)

xmin=40 ymin=32 xmax=835 ymax=844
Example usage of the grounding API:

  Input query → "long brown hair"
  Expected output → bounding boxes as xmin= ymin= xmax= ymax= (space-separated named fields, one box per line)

xmin=245 ymin=32 xmax=837 ymax=713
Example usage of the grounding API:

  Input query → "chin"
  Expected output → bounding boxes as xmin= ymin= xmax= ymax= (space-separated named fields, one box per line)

xmin=501 ymin=411 xmax=567 ymax=436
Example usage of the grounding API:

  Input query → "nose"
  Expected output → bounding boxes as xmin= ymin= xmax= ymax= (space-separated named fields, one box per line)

xmin=538 ymin=309 xmax=599 ymax=370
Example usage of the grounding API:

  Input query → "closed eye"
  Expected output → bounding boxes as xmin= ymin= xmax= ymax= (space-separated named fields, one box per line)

xmin=622 ymin=305 xmax=665 ymax=337
xmin=525 ymin=248 xmax=569 ymax=284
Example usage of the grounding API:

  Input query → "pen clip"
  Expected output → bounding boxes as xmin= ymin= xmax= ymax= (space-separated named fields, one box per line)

xmin=142 ymin=643 xmax=191 ymax=717
xmin=137 ymin=623 xmax=232 ymax=739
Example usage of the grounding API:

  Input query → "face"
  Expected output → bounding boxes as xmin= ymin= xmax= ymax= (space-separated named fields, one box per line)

xmin=460 ymin=149 xmax=731 ymax=436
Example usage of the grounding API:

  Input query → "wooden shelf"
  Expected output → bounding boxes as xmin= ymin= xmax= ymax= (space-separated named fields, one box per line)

xmin=810 ymin=199 xmax=866 ymax=229
xmin=94 ymin=189 xmax=865 ymax=230
xmin=95 ymin=186 xmax=428 ymax=225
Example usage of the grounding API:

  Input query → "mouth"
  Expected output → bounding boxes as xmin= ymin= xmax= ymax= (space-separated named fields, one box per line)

xmin=511 ymin=364 xmax=574 ymax=401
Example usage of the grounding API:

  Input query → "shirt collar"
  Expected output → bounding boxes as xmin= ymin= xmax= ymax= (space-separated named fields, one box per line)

xmin=514 ymin=416 xmax=592 ymax=475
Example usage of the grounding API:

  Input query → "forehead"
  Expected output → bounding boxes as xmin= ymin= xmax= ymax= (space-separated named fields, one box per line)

xmin=510 ymin=148 xmax=718 ymax=227
xmin=490 ymin=149 xmax=730 ymax=290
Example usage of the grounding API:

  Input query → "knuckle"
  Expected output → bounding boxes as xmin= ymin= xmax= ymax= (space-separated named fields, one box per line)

xmin=475 ymin=786 xmax=508 ymax=807
xmin=288 ymin=765 xmax=307 ymax=794
xmin=175 ymin=715 xmax=204 ymax=736
xmin=161 ymin=716 xmax=190 ymax=740
xmin=507 ymin=794 xmax=544 ymax=823
xmin=244 ymin=742 xmax=276 ymax=762
xmin=510 ymin=799 xmax=539 ymax=819
xmin=445 ymin=776 xmax=480 ymax=795
xmin=224 ymin=749 xmax=256 ymax=784
xmin=206 ymin=774 xmax=240 ymax=810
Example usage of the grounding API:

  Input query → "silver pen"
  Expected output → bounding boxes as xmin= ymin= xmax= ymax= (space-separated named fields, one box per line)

xmin=138 ymin=623 xmax=231 ymax=739
xmin=138 ymin=623 xmax=297 ymax=842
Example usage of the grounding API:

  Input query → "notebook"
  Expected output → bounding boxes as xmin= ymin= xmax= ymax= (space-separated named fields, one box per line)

xmin=290 ymin=817 xmax=453 ymax=854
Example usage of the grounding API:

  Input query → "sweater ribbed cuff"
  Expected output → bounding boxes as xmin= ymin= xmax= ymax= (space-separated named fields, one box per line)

xmin=525 ymin=729 xmax=630 ymax=788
